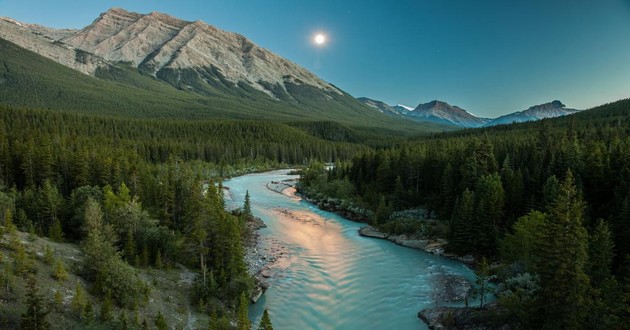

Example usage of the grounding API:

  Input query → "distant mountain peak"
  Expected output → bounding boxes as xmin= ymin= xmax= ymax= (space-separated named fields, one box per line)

xmin=550 ymin=100 xmax=565 ymax=108
xmin=406 ymin=100 xmax=488 ymax=128
xmin=485 ymin=100 xmax=579 ymax=126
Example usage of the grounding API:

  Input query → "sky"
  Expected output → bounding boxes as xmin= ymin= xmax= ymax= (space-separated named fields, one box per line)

xmin=1 ymin=0 xmax=629 ymax=117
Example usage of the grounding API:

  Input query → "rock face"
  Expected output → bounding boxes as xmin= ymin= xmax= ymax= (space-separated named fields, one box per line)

xmin=357 ymin=97 xmax=410 ymax=117
xmin=0 ymin=17 xmax=107 ymax=75
xmin=485 ymin=100 xmax=580 ymax=126
xmin=406 ymin=100 xmax=490 ymax=128
xmin=63 ymin=8 xmax=341 ymax=98
xmin=0 ymin=7 xmax=341 ymax=100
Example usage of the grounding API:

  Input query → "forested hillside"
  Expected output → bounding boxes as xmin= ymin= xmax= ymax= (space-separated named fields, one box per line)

xmin=301 ymin=98 xmax=630 ymax=328
xmin=0 ymin=38 xmax=451 ymax=137
xmin=0 ymin=102 xmax=373 ymax=328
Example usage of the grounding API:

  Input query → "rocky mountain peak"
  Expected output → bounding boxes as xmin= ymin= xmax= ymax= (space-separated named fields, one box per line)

xmin=407 ymin=100 xmax=488 ymax=128
xmin=54 ymin=7 xmax=341 ymax=98
xmin=550 ymin=100 xmax=565 ymax=108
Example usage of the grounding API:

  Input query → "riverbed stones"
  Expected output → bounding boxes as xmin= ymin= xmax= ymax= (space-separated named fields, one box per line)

xmin=432 ymin=274 xmax=473 ymax=303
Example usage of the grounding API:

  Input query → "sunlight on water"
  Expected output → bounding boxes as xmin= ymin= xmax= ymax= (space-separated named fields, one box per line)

xmin=225 ymin=170 xmax=480 ymax=330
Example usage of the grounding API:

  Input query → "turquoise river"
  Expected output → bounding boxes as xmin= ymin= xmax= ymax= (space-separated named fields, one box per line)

xmin=224 ymin=169 xmax=479 ymax=330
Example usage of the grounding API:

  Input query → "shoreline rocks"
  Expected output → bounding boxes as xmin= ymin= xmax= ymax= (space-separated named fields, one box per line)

xmin=244 ymin=216 xmax=289 ymax=303
xmin=418 ymin=303 xmax=509 ymax=330
xmin=358 ymin=226 xmax=476 ymax=266
xmin=432 ymin=274 xmax=473 ymax=303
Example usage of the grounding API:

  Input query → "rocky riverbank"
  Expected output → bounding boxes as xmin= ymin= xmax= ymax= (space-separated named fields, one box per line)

xmin=244 ymin=216 xmax=290 ymax=303
xmin=358 ymin=225 xmax=476 ymax=265
xmin=418 ymin=303 xmax=509 ymax=330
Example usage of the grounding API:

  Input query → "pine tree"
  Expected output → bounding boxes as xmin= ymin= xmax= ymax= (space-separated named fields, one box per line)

xmin=155 ymin=249 xmax=163 ymax=269
xmin=100 ymin=291 xmax=113 ymax=322
xmin=535 ymin=170 xmax=590 ymax=329
xmin=21 ymin=276 xmax=50 ymax=330
xmin=472 ymin=257 xmax=493 ymax=308
xmin=243 ymin=190 xmax=252 ymax=219
xmin=258 ymin=308 xmax=273 ymax=330
xmin=588 ymin=219 xmax=615 ymax=288
xmin=237 ymin=292 xmax=251 ymax=330
xmin=123 ymin=231 xmax=137 ymax=264
xmin=71 ymin=281 xmax=87 ymax=317
xmin=52 ymin=257 xmax=68 ymax=281
xmin=450 ymin=189 xmax=475 ymax=253
xmin=48 ymin=218 xmax=64 ymax=242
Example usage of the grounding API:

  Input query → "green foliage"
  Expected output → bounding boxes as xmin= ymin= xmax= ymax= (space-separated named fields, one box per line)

xmin=258 ymin=309 xmax=273 ymax=330
xmin=48 ymin=219 xmax=64 ymax=242
xmin=21 ymin=276 xmax=50 ymax=330
xmin=82 ymin=198 xmax=147 ymax=307
xmin=52 ymin=257 xmax=68 ymax=282
xmin=496 ymin=273 xmax=540 ymax=327
xmin=155 ymin=311 xmax=168 ymax=330
xmin=588 ymin=219 xmax=615 ymax=288
xmin=500 ymin=211 xmax=546 ymax=272
xmin=100 ymin=291 xmax=113 ymax=322
xmin=243 ymin=190 xmax=252 ymax=219
xmin=236 ymin=292 xmax=251 ymax=330
xmin=71 ymin=281 xmax=87 ymax=317
xmin=534 ymin=171 xmax=590 ymax=329
xmin=470 ymin=257 xmax=493 ymax=308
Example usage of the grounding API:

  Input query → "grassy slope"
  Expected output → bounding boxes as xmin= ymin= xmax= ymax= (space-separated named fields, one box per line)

xmin=0 ymin=231 xmax=208 ymax=329
xmin=0 ymin=38 xmax=455 ymax=138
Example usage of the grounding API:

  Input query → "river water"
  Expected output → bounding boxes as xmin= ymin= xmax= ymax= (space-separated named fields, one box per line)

xmin=224 ymin=169 xmax=478 ymax=330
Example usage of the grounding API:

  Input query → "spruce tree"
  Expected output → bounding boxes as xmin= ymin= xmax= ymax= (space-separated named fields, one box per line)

xmin=21 ymin=276 xmax=50 ymax=330
xmin=450 ymin=189 xmax=475 ymax=253
xmin=588 ymin=219 xmax=615 ymax=288
xmin=535 ymin=170 xmax=590 ymax=329
xmin=71 ymin=281 xmax=87 ymax=317
xmin=237 ymin=292 xmax=251 ymax=330
xmin=243 ymin=190 xmax=252 ymax=219
xmin=100 ymin=291 xmax=113 ymax=322
xmin=258 ymin=308 xmax=273 ymax=330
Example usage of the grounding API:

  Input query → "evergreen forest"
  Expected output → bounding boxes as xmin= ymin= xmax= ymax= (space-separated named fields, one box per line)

xmin=300 ymin=98 xmax=630 ymax=329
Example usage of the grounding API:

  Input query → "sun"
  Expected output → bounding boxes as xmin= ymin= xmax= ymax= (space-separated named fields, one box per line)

xmin=314 ymin=33 xmax=326 ymax=46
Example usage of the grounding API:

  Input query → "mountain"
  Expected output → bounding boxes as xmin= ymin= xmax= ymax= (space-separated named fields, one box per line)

xmin=360 ymin=97 xmax=582 ymax=128
xmin=1 ymin=8 xmax=339 ymax=99
xmin=357 ymin=97 xmax=409 ymax=116
xmin=405 ymin=100 xmax=489 ymax=128
xmin=0 ymin=8 xmax=454 ymax=135
xmin=484 ymin=100 xmax=580 ymax=126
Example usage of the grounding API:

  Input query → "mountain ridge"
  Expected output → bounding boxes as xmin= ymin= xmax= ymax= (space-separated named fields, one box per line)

xmin=358 ymin=98 xmax=581 ymax=128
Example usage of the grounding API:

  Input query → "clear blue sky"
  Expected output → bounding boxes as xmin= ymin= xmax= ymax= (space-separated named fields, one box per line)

xmin=1 ymin=0 xmax=629 ymax=117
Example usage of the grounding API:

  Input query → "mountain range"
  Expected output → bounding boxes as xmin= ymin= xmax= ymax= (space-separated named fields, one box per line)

xmin=2 ymin=7 xmax=456 ymax=136
xmin=0 ymin=7 xmax=581 ymax=133
xmin=358 ymin=98 xmax=580 ymax=128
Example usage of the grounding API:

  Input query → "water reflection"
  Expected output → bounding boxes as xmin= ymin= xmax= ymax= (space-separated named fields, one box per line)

xmin=225 ymin=170 xmax=479 ymax=330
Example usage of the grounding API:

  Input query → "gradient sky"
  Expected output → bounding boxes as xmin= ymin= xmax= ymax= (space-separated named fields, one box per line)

xmin=1 ymin=0 xmax=629 ymax=117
